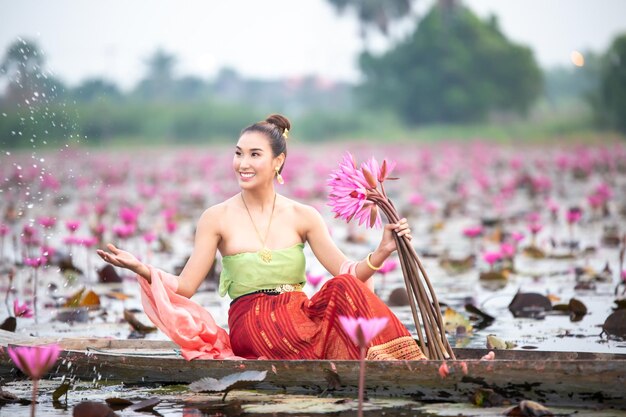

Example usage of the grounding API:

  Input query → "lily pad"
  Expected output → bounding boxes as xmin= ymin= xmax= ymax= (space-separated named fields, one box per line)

xmin=189 ymin=370 xmax=267 ymax=400
xmin=443 ymin=307 xmax=472 ymax=334
xmin=603 ymin=310 xmax=626 ymax=339
xmin=508 ymin=292 xmax=551 ymax=318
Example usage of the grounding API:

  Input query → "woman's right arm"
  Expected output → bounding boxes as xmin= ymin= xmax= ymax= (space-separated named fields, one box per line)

xmin=173 ymin=206 xmax=221 ymax=298
xmin=97 ymin=205 xmax=221 ymax=298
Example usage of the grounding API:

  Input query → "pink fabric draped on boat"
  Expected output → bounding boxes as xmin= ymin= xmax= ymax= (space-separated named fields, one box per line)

xmin=137 ymin=261 xmax=371 ymax=360
xmin=137 ymin=266 xmax=239 ymax=360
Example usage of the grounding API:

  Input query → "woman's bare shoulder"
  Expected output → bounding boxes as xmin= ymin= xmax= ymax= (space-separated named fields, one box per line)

xmin=198 ymin=196 xmax=238 ymax=224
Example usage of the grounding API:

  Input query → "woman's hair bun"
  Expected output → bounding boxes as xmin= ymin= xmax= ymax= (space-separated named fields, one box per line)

xmin=265 ymin=114 xmax=291 ymax=134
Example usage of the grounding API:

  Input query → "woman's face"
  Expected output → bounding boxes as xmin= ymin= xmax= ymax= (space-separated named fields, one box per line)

xmin=233 ymin=131 xmax=282 ymax=189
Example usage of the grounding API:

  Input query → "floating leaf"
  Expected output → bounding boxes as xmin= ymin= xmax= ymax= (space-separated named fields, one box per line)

xmin=189 ymin=370 xmax=267 ymax=400
xmin=443 ymin=307 xmax=472 ymax=334
xmin=73 ymin=401 xmax=118 ymax=417
xmin=98 ymin=264 xmax=122 ymax=283
xmin=80 ymin=290 xmax=101 ymax=308
xmin=104 ymin=291 xmax=132 ymax=301
xmin=465 ymin=304 xmax=495 ymax=322
xmin=0 ymin=317 xmax=16 ymax=332
xmin=52 ymin=380 xmax=71 ymax=402
xmin=439 ymin=253 xmax=475 ymax=275
xmin=568 ymin=298 xmax=587 ymax=321
xmin=105 ymin=397 xmax=133 ymax=410
xmin=387 ymin=287 xmax=409 ymax=307
xmin=479 ymin=270 xmax=508 ymax=281
xmin=0 ymin=387 xmax=25 ymax=405
xmin=508 ymin=292 xmax=551 ymax=318
xmin=613 ymin=299 xmax=626 ymax=311
xmin=472 ymin=387 xmax=504 ymax=407
xmin=55 ymin=307 xmax=89 ymax=323
xmin=486 ymin=334 xmax=507 ymax=350
xmin=128 ymin=397 xmax=161 ymax=412
xmin=603 ymin=310 xmax=626 ymax=339
xmin=64 ymin=288 xmax=85 ymax=308
xmin=522 ymin=245 xmax=545 ymax=259
xmin=123 ymin=309 xmax=156 ymax=333
xmin=505 ymin=399 xmax=554 ymax=416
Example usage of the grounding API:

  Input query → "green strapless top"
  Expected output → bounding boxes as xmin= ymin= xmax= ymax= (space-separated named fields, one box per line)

xmin=219 ymin=243 xmax=306 ymax=299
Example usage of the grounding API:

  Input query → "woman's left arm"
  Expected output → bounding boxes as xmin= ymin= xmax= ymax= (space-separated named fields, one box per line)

xmin=303 ymin=205 xmax=412 ymax=283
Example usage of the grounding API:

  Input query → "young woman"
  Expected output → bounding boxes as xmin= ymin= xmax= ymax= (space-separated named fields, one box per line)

xmin=97 ymin=114 xmax=425 ymax=361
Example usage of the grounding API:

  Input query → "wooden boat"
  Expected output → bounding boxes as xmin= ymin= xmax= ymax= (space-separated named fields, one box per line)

xmin=1 ymin=330 xmax=625 ymax=409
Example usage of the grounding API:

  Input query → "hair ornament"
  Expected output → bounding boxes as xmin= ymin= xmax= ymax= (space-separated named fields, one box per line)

xmin=282 ymin=128 xmax=289 ymax=139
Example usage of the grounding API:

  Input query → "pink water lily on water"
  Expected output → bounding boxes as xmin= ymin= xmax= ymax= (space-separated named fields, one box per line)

xmin=339 ymin=316 xmax=389 ymax=347
xmin=378 ymin=258 xmax=398 ymax=275
xmin=8 ymin=344 xmax=61 ymax=380
xmin=13 ymin=299 xmax=33 ymax=318
xmin=8 ymin=344 xmax=61 ymax=417
xmin=306 ymin=272 xmax=325 ymax=288
xmin=339 ymin=315 xmax=389 ymax=417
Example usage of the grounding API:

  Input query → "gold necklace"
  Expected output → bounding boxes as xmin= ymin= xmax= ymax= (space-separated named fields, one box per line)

xmin=241 ymin=193 xmax=276 ymax=263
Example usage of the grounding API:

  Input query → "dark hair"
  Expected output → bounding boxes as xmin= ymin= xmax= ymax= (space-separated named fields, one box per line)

xmin=241 ymin=114 xmax=290 ymax=173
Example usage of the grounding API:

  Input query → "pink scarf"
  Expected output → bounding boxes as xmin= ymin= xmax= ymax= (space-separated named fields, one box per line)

xmin=137 ymin=266 xmax=240 ymax=360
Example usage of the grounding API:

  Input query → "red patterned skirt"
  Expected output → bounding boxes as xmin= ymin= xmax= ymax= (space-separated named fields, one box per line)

xmin=228 ymin=274 xmax=426 ymax=360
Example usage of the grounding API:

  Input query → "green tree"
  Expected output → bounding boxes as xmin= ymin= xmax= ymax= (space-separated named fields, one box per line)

xmin=327 ymin=0 xmax=415 ymax=36
xmin=593 ymin=33 xmax=626 ymax=133
xmin=357 ymin=3 xmax=542 ymax=124
xmin=134 ymin=48 xmax=177 ymax=100
xmin=0 ymin=38 xmax=48 ymax=104
xmin=72 ymin=78 xmax=122 ymax=102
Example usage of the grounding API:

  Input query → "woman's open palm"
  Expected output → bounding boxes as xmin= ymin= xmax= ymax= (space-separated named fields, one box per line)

xmin=96 ymin=243 xmax=142 ymax=273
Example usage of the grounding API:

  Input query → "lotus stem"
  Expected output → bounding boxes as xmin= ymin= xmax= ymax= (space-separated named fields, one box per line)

xmin=367 ymin=190 xmax=454 ymax=360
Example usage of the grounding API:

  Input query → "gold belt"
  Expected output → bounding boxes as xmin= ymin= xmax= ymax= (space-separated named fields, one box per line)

xmin=255 ymin=283 xmax=303 ymax=294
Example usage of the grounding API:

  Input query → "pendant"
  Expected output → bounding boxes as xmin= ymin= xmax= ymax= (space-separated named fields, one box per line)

xmin=259 ymin=247 xmax=272 ymax=263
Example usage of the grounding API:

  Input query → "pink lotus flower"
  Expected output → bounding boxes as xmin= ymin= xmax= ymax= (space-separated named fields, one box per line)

xmin=499 ymin=243 xmax=515 ymax=259
xmin=566 ymin=208 xmax=582 ymax=224
xmin=482 ymin=251 xmax=502 ymax=267
xmin=65 ymin=220 xmax=81 ymax=233
xmin=462 ymin=226 xmax=482 ymax=239
xmin=526 ymin=212 xmax=541 ymax=223
xmin=378 ymin=258 xmax=398 ymax=275
xmin=113 ymin=224 xmax=136 ymax=239
xmin=7 ymin=344 xmax=61 ymax=380
xmin=306 ymin=272 xmax=324 ymax=288
xmin=510 ymin=232 xmax=524 ymax=243
xmin=37 ymin=216 xmax=56 ymax=229
xmin=339 ymin=315 xmax=389 ymax=417
xmin=24 ymin=257 xmax=46 ymax=268
xmin=165 ymin=219 xmax=178 ymax=234
xmin=13 ymin=299 xmax=33 ymax=318
xmin=327 ymin=153 xmax=382 ymax=228
xmin=339 ymin=316 xmax=389 ymax=347
xmin=63 ymin=235 xmax=82 ymax=245
xmin=409 ymin=193 xmax=424 ymax=206
xmin=78 ymin=237 xmax=98 ymax=248
xmin=0 ymin=223 xmax=9 ymax=236
xmin=119 ymin=206 xmax=141 ymax=225
xmin=528 ymin=223 xmax=542 ymax=235
xmin=547 ymin=200 xmax=559 ymax=215
xmin=143 ymin=231 xmax=157 ymax=244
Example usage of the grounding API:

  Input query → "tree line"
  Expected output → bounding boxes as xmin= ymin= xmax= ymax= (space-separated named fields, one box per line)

xmin=1 ymin=1 xmax=623 ymax=147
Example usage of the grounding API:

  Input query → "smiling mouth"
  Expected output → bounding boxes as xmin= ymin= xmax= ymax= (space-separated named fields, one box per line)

xmin=240 ymin=172 xmax=255 ymax=178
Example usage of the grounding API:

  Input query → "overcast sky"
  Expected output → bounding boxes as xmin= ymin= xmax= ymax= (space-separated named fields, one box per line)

xmin=1 ymin=0 xmax=625 ymax=90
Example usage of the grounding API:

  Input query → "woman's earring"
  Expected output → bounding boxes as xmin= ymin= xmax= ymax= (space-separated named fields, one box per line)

xmin=275 ymin=167 xmax=284 ymax=185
